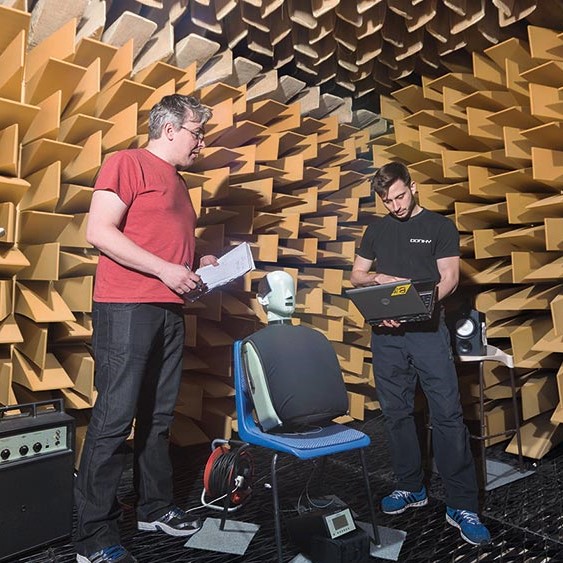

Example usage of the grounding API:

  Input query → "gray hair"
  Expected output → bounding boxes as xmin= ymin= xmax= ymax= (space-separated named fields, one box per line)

xmin=148 ymin=94 xmax=212 ymax=140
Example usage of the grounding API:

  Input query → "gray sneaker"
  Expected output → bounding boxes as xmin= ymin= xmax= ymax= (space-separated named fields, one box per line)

xmin=137 ymin=506 xmax=201 ymax=537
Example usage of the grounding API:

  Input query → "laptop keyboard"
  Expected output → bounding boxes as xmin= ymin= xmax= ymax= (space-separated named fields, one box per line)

xmin=368 ymin=289 xmax=436 ymax=325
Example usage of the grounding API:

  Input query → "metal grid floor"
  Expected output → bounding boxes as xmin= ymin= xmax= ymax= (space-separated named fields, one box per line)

xmin=16 ymin=414 xmax=563 ymax=563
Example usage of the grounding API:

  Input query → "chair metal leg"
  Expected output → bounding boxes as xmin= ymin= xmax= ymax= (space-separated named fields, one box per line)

xmin=270 ymin=453 xmax=284 ymax=563
xmin=478 ymin=360 xmax=487 ymax=486
xmin=508 ymin=366 xmax=524 ymax=472
xmin=359 ymin=448 xmax=380 ymax=547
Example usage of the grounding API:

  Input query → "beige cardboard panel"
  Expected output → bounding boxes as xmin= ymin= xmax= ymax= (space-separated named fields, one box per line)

xmin=175 ymin=380 xmax=204 ymax=420
xmin=56 ymin=183 xmax=93 ymax=214
xmin=73 ymin=36 xmax=116 ymax=77
xmin=12 ymin=348 xmax=74 ymax=391
xmin=0 ymin=4 xmax=31 ymax=54
xmin=532 ymin=147 xmax=563 ymax=184
xmin=95 ymin=79 xmax=154 ymax=120
xmin=0 ymin=123 xmax=19 ymax=176
xmin=191 ymin=345 xmax=233 ymax=378
xmin=494 ymin=225 xmax=546 ymax=251
xmin=170 ymin=413 xmax=209 ymax=447
xmin=134 ymin=60 xmax=186 ymax=88
xmin=199 ymin=399 xmax=235 ymax=442
xmin=0 ymin=99 xmax=40 ymax=144
xmin=473 ymin=229 xmax=520 ymax=259
xmin=60 ymin=387 xmax=96 ymax=410
xmin=0 ymin=279 xmax=13 ymax=320
xmin=25 ymin=58 xmax=86 ymax=109
xmin=12 ymin=382 xmax=54 ymax=408
xmin=56 ymin=213 xmax=91 ymax=248
xmin=521 ymin=121 xmax=563 ymax=150
xmin=464 ymin=401 xmax=516 ymax=448
xmin=0 ymin=175 xmax=30 ymax=206
xmin=20 ymin=138 xmax=81 ymax=177
xmin=18 ymin=210 xmax=73 ymax=245
xmin=50 ymin=313 xmax=92 ymax=343
xmin=64 ymin=58 xmax=101 ymax=118
xmin=20 ymin=161 xmax=61 ymax=212
xmin=23 ymin=90 xmax=61 ymax=145
xmin=551 ymin=364 xmax=563 ymax=423
xmin=102 ymin=103 xmax=139 ymax=153
xmin=454 ymin=201 xmax=508 ymax=232
xmin=15 ymin=281 xmax=75 ymax=323
xmin=506 ymin=192 xmax=556 ymax=224
xmin=25 ymin=17 xmax=76 ymax=78
xmin=62 ymin=130 xmax=102 ymax=184
xmin=0 ymin=201 xmax=17 ymax=243
xmin=512 ymin=251 xmax=561 ymax=283
xmin=53 ymin=276 xmax=93 ymax=313
xmin=58 ymin=251 xmax=98 ymax=278
xmin=19 ymin=242 xmax=60 ymax=281
xmin=489 ymin=284 xmax=562 ymax=312
xmin=333 ymin=340 xmax=366 ymax=374
xmin=0 ymin=247 xmax=30 ymax=276
xmin=59 ymin=113 xmax=113 ymax=145
xmin=0 ymin=357 xmax=17 ymax=406
xmin=0 ymin=30 xmax=25 ymax=101
xmin=460 ymin=258 xmax=513 ymax=284
xmin=0 ymin=314 xmax=23 ymax=345
xmin=55 ymin=346 xmax=94 ymax=400
xmin=14 ymin=314 xmax=48 ymax=368
xmin=521 ymin=373 xmax=559 ymax=420
xmin=552 ymin=295 xmax=563 ymax=337
xmin=506 ymin=412 xmax=563 ymax=459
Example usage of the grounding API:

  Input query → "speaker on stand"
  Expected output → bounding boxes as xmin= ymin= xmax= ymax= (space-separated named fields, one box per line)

xmin=448 ymin=308 xmax=487 ymax=357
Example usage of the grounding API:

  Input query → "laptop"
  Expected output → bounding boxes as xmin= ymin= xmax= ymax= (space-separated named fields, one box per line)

xmin=346 ymin=280 xmax=437 ymax=325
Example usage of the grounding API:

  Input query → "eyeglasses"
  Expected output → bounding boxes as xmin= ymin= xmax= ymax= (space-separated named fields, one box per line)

xmin=179 ymin=125 xmax=205 ymax=142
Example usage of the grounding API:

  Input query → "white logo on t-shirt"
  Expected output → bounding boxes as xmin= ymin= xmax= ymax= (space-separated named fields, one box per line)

xmin=410 ymin=238 xmax=431 ymax=244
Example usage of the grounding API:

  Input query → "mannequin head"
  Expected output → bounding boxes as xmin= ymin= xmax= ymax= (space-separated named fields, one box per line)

xmin=257 ymin=271 xmax=295 ymax=323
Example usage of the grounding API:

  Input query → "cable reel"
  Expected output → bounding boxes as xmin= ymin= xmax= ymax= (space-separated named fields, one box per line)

xmin=202 ymin=440 xmax=254 ymax=512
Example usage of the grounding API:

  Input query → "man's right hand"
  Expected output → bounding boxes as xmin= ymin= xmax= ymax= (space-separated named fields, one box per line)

xmin=158 ymin=262 xmax=203 ymax=296
xmin=378 ymin=319 xmax=402 ymax=328
xmin=373 ymin=273 xmax=408 ymax=285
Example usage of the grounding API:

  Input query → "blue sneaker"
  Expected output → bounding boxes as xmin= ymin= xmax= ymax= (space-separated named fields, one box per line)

xmin=446 ymin=507 xmax=491 ymax=545
xmin=381 ymin=486 xmax=428 ymax=514
xmin=76 ymin=545 xmax=137 ymax=563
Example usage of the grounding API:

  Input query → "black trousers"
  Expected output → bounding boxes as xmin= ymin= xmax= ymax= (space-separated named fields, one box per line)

xmin=74 ymin=302 xmax=185 ymax=555
xmin=371 ymin=312 xmax=479 ymax=512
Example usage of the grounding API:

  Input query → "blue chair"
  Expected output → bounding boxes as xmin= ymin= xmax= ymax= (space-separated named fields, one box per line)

xmin=233 ymin=339 xmax=380 ymax=563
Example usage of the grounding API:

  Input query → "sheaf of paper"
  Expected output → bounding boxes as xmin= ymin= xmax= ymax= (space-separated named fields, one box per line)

xmin=195 ymin=242 xmax=255 ymax=291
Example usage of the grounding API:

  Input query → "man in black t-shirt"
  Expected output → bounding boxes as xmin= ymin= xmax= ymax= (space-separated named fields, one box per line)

xmin=351 ymin=162 xmax=491 ymax=546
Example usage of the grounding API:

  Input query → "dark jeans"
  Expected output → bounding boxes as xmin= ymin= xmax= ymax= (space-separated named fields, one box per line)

xmin=371 ymin=311 xmax=479 ymax=512
xmin=74 ymin=302 xmax=185 ymax=555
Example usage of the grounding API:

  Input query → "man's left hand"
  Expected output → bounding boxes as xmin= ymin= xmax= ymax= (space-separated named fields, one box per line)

xmin=199 ymin=254 xmax=219 ymax=267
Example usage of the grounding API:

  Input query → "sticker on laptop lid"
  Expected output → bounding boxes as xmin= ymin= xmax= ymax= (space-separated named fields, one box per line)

xmin=391 ymin=283 xmax=411 ymax=296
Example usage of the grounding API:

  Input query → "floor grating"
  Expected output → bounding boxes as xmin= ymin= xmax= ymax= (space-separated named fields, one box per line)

xmin=15 ymin=414 xmax=563 ymax=562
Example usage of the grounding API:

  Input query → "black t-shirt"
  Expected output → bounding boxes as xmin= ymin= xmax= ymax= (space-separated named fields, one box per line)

xmin=357 ymin=209 xmax=460 ymax=282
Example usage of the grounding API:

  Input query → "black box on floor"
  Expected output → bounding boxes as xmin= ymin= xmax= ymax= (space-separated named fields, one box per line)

xmin=310 ymin=529 xmax=371 ymax=563
xmin=0 ymin=400 xmax=75 ymax=562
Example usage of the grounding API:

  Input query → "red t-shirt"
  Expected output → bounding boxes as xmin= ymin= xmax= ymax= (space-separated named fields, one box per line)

xmin=92 ymin=148 xmax=197 ymax=304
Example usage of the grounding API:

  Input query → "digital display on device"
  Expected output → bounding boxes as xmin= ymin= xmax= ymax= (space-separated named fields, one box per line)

xmin=324 ymin=508 xmax=356 ymax=539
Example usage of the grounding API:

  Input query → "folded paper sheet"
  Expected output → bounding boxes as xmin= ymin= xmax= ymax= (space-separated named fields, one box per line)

xmin=187 ymin=242 xmax=255 ymax=301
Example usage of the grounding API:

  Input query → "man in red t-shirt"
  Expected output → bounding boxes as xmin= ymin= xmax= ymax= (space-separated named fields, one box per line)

xmin=74 ymin=95 xmax=218 ymax=563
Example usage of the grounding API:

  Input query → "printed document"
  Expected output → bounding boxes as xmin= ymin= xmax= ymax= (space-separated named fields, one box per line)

xmin=187 ymin=242 xmax=255 ymax=300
